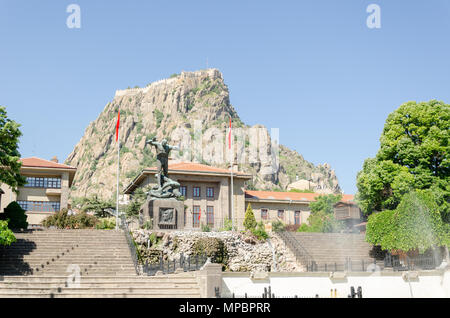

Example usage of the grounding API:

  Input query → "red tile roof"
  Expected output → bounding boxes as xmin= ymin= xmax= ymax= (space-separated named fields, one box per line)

xmin=21 ymin=157 xmax=76 ymax=170
xmin=245 ymin=190 xmax=354 ymax=203
xmin=145 ymin=162 xmax=249 ymax=176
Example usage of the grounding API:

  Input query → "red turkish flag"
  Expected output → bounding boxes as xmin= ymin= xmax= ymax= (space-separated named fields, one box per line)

xmin=198 ymin=207 xmax=201 ymax=221
xmin=115 ymin=110 xmax=120 ymax=142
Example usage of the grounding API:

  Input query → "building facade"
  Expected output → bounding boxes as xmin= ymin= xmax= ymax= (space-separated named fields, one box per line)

xmin=124 ymin=162 xmax=362 ymax=231
xmin=0 ymin=157 xmax=77 ymax=225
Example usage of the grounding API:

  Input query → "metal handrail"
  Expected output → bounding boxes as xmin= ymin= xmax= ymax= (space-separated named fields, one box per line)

xmin=119 ymin=214 xmax=140 ymax=275
xmin=278 ymin=231 xmax=313 ymax=265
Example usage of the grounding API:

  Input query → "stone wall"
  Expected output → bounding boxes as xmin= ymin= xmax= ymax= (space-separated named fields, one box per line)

xmin=132 ymin=230 xmax=304 ymax=273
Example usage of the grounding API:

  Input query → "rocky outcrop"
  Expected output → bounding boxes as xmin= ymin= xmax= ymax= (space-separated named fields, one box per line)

xmin=132 ymin=230 xmax=304 ymax=272
xmin=65 ymin=69 xmax=340 ymax=199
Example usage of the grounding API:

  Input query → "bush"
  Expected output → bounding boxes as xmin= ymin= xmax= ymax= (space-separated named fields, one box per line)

xmin=0 ymin=202 xmax=28 ymax=229
xmin=220 ymin=217 xmax=233 ymax=231
xmin=243 ymin=203 xmax=257 ymax=231
xmin=95 ymin=217 xmax=116 ymax=230
xmin=192 ymin=237 xmax=228 ymax=266
xmin=272 ymin=220 xmax=286 ymax=232
xmin=251 ymin=222 xmax=269 ymax=240
xmin=42 ymin=209 xmax=98 ymax=229
xmin=201 ymin=223 xmax=211 ymax=232
xmin=0 ymin=220 xmax=16 ymax=246
xmin=285 ymin=224 xmax=300 ymax=232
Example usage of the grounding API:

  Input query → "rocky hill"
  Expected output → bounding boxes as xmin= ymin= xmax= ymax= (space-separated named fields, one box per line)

xmin=65 ymin=69 xmax=340 ymax=200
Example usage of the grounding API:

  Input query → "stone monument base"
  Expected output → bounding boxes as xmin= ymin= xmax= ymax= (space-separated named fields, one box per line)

xmin=140 ymin=198 xmax=184 ymax=230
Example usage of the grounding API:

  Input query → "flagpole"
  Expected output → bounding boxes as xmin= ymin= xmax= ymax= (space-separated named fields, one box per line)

xmin=116 ymin=112 xmax=120 ymax=230
xmin=228 ymin=115 xmax=234 ymax=231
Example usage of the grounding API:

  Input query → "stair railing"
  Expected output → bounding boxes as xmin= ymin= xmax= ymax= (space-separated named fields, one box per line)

xmin=119 ymin=214 xmax=140 ymax=275
xmin=278 ymin=231 xmax=314 ymax=266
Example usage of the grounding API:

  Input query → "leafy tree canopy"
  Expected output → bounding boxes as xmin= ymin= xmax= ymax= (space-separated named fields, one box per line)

xmin=298 ymin=194 xmax=343 ymax=233
xmin=0 ymin=220 xmax=16 ymax=246
xmin=365 ymin=190 xmax=450 ymax=253
xmin=73 ymin=195 xmax=115 ymax=218
xmin=0 ymin=201 xmax=28 ymax=229
xmin=0 ymin=106 xmax=26 ymax=191
xmin=356 ymin=100 xmax=450 ymax=222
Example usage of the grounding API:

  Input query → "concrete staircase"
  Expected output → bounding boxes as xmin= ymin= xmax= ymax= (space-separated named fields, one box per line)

xmin=0 ymin=229 xmax=202 ymax=298
xmin=280 ymin=232 xmax=380 ymax=268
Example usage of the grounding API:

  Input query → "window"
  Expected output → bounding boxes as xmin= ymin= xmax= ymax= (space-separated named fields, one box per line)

xmin=206 ymin=187 xmax=214 ymax=198
xmin=180 ymin=186 xmax=187 ymax=197
xmin=17 ymin=201 xmax=60 ymax=213
xmin=24 ymin=177 xmax=61 ymax=189
xmin=193 ymin=187 xmax=200 ymax=197
xmin=294 ymin=211 xmax=301 ymax=225
xmin=261 ymin=209 xmax=268 ymax=220
xmin=192 ymin=206 xmax=201 ymax=228
xmin=277 ymin=210 xmax=284 ymax=220
xmin=206 ymin=206 xmax=214 ymax=226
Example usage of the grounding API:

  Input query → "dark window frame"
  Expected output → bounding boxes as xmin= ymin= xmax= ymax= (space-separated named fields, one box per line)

xmin=261 ymin=209 xmax=268 ymax=220
xmin=193 ymin=187 xmax=201 ymax=198
xmin=24 ymin=177 xmax=61 ymax=189
xmin=277 ymin=209 xmax=284 ymax=220
xmin=294 ymin=211 xmax=301 ymax=225
xmin=206 ymin=206 xmax=214 ymax=226
xmin=206 ymin=187 xmax=214 ymax=198
xmin=180 ymin=186 xmax=187 ymax=197
xmin=192 ymin=205 xmax=201 ymax=227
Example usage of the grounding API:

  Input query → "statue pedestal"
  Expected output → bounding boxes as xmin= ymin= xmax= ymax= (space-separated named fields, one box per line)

xmin=140 ymin=198 xmax=184 ymax=230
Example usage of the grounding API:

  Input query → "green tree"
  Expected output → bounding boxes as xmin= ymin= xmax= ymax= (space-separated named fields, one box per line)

xmin=356 ymin=100 xmax=450 ymax=222
xmin=0 ymin=220 xmax=16 ymax=246
xmin=126 ymin=187 xmax=148 ymax=217
xmin=0 ymin=201 xmax=28 ymax=229
xmin=366 ymin=190 xmax=450 ymax=253
xmin=243 ymin=203 xmax=257 ymax=231
xmin=297 ymin=194 xmax=343 ymax=233
xmin=0 ymin=106 xmax=26 ymax=191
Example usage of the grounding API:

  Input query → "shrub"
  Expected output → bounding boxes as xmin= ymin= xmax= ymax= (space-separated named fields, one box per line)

xmin=285 ymin=224 xmax=300 ymax=232
xmin=251 ymin=221 xmax=269 ymax=240
xmin=192 ymin=237 xmax=228 ymax=266
xmin=42 ymin=209 xmax=98 ymax=229
xmin=243 ymin=203 xmax=257 ymax=231
xmin=220 ymin=217 xmax=233 ymax=231
xmin=201 ymin=223 xmax=211 ymax=232
xmin=95 ymin=217 xmax=116 ymax=230
xmin=0 ymin=202 xmax=28 ymax=229
xmin=272 ymin=220 xmax=286 ymax=232
xmin=0 ymin=220 xmax=16 ymax=246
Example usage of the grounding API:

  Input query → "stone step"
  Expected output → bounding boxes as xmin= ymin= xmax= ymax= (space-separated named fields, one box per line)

xmin=0 ymin=293 xmax=201 ymax=298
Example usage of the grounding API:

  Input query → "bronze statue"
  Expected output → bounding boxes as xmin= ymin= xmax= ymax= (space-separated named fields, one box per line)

xmin=145 ymin=137 xmax=181 ymax=199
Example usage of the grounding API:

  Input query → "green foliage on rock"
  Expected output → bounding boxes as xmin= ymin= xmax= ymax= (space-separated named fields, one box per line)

xmin=251 ymin=221 xmax=269 ymax=240
xmin=0 ymin=106 xmax=26 ymax=192
xmin=0 ymin=202 xmax=28 ymax=229
xmin=0 ymin=220 xmax=16 ymax=246
xmin=272 ymin=219 xmax=286 ymax=232
xmin=95 ymin=217 xmax=116 ymax=230
xmin=356 ymin=100 xmax=450 ymax=222
xmin=42 ymin=209 xmax=98 ymax=229
xmin=366 ymin=190 xmax=450 ymax=253
xmin=243 ymin=203 xmax=257 ymax=231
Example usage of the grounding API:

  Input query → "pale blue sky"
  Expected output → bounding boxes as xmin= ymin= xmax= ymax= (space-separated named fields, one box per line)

xmin=1 ymin=0 xmax=450 ymax=194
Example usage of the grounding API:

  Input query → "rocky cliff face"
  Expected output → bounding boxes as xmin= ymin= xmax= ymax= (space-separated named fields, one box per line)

xmin=65 ymin=69 xmax=340 ymax=200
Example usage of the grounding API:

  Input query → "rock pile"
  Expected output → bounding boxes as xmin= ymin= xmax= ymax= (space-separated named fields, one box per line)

xmin=131 ymin=230 xmax=304 ymax=273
